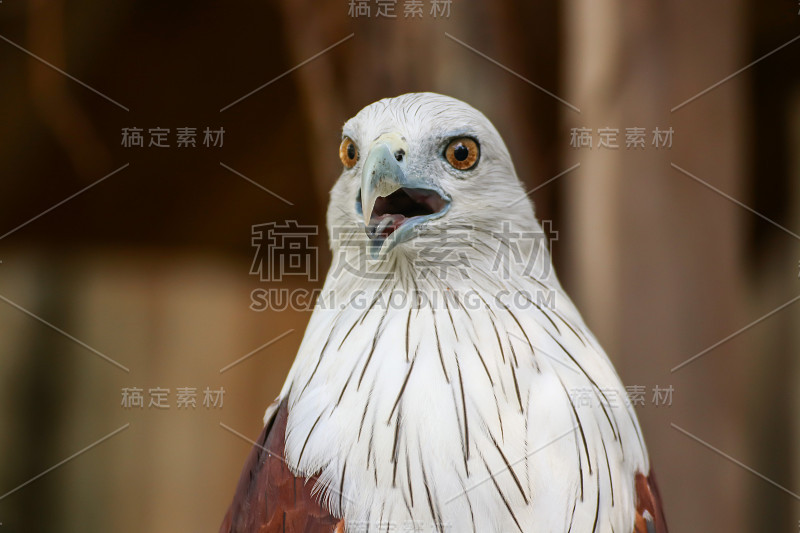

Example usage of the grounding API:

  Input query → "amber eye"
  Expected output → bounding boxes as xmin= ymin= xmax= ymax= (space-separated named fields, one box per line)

xmin=339 ymin=137 xmax=359 ymax=168
xmin=444 ymin=137 xmax=479 ymax=170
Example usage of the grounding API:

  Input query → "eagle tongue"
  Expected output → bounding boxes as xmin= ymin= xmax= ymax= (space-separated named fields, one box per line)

xmin=366 ymin=214 xmax=406 ymax=240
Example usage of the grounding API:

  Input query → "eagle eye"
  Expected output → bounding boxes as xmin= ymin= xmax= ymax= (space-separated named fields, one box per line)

xmin=339 ymin=137 xmax=359 ymax=168
xmin=445 ymin=137 xmax=479 ymax=170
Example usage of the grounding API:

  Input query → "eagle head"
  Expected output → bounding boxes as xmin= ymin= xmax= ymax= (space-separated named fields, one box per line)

xmin=328 ymin=92 xmax=538 ymax=261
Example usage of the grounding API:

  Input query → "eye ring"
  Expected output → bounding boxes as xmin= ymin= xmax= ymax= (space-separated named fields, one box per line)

xmin=444 ymin=137 xmax=480 ymax=170
xmin=339 ymin=137 xmax=359 ymax=168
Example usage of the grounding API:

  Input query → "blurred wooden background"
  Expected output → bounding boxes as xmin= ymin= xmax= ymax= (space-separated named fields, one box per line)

xmin=0 ymin=0 xmax=798 ymax=531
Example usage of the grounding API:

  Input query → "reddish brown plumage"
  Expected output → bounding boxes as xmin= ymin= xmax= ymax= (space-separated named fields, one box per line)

xmin=218 ymin=399 xmax=341 ymax=533
xmin=633 ymin=470 xmax=668 ymax=533
xmin=220 ymin=400 xmax=666 ymax=532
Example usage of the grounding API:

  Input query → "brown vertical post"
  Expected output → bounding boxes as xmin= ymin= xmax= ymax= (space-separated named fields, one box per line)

xmin=563 ymin=0 xmax=749 ymax=530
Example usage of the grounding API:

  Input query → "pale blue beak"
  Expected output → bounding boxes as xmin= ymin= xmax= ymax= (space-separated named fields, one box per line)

xmin=356 ymin=138 xmax=451 ymax=259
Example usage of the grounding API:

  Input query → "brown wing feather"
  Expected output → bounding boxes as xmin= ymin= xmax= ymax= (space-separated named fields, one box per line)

xmin=633 ymin=469 xmax=668 ymax=533
xmin=220 ymin=400 xmax=666 ymax=533
xmin=219 ymin=399 xmax=343 ymax=533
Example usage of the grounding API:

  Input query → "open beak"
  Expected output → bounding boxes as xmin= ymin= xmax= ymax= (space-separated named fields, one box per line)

xmin=357 ymin=134 xmax=450 ymax=258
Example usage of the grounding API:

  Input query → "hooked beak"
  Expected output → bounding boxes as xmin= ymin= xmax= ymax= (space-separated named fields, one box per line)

xmin=357 ymin=134 xmax=450 ymax=258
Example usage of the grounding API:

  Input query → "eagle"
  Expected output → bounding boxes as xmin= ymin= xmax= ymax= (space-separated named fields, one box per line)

xmin=220 ymin=93 xmax=667 ymax=533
